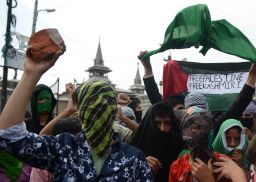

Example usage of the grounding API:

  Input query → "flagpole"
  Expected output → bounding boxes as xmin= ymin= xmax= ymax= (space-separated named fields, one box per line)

xmin=1 ymin=0 xmax=17 ymax=111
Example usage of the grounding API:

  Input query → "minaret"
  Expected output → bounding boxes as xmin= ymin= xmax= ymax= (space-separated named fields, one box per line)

xmin=86 ymin=40 xmax=112 ymax=83
xmin=129 ymin=62 xmax=144 ymax=94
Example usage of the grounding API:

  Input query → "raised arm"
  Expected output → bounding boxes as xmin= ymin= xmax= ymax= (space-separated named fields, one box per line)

xmin=139 ymin=51 xmax=163 ymax=105
xmin=116 ymin=93 xmax=139 ymax=132
xmin=0 ymin=53 xmax=61 ymax=130
xmin=213 ymin=63 xmax=256 ymax=137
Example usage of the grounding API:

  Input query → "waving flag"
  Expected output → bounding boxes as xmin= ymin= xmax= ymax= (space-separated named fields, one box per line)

xmin=141 ymin=4 xmax=256 ymax=62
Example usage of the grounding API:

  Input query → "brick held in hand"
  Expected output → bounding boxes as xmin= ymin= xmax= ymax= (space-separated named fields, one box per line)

xmin=26 ymin=28 xmax=66 ymax=61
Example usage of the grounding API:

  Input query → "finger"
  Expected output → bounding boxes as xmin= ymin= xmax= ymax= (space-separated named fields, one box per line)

xmin=194 ymin=158 xmax=204 ymax=165
xmin=192 ymin=161 xmax=201 ymax=168
xmin=213 ymin=161 xmax=224 ymax=167
xmin=191 ymin=167 xmax=196 ymax=176
xmin=208 ymin=159 xmax=213 ymax=171
xmin=218 ymin=157 xmax=229 ymax=162
xmin=148 ymin=161 xmax=157 ymax=175
xmin=150 ymin=157 xmax=162 ymax=168
xmin=213 ymin=167 xmax=222 ymax=174
xmin=217 ymin=172 xmax=224 ymax=181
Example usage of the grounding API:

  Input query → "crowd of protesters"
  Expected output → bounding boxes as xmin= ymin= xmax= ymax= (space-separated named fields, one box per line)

xmin=0 ymin=29 xmax=256 ymax=182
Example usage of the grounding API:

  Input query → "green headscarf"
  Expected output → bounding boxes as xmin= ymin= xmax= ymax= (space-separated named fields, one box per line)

xmin=76 ymin=80 xmax=117 ymax=157
xmin=35 ymin=90 xmax=52 ymax=114
xmin=0 ymin=150 xmax=22 ymax=182
xmin=212 ymin=119 xmax=248 ymax=156
xmin=141 ymin=4 xmax=256 ymax=62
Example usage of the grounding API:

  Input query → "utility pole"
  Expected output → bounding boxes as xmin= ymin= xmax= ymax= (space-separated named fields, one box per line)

xmin=31 ymin=0 xmax=38 ymax=34
xmin=1 ymin=0 xmax=17 ymax=111
xmin=31 ymin=0 xmax=55 ymax=35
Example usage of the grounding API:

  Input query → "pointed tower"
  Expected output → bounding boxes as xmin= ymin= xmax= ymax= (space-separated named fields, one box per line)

xmin=129 ymin=63 xmax=144 ymax=94
xmin=86 ymin=40 xmax=112 ymax=83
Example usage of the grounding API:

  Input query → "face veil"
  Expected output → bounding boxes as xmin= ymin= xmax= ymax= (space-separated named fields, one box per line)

xmin=76 ymin=80 xmax=117 ymax=157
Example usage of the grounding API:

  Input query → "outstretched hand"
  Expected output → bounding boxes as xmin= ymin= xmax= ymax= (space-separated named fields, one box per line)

xmin=213 ymin=157 xmax=247 ymax=182
xmin=146 ymin=156 xmax=162 ymax=175
xmin=138 ymin=51 xmax=153 ymax=76
xmin=65 ymin=82 xmax=77 ymax=115
xmin=138 ymin=51 xmax=151 ymax=66
xmin=24 ymin=51 xmax=62 ymax=77
xmin=117 ymin=93 xmax=131 ymax=106
xmin=192 ymin=158 xmax=215 ymax=182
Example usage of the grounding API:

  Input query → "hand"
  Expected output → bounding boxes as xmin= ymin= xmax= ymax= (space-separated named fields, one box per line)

xmin=65 ymin=82 xmax=75 ymax=96
xmin=231 ymin=149 xmax=243 ymax=164
xmin=244 ymin=127 xmax=253 ymax=140
xmin=146 ymin=156 xmax=162 ymax=175
xmin=64 ymin=82 xmax=77 ymax=115
xmin=249 ymin=63 xmax=256 ymax=73
xmin=213 ymin=157 xmax=247 ymax=182
xmin=192 ymin=158 xmax=215 ymax=182
xmin=138 ymin=50 xmax=151 ymax=67
xmin=24 ymin=51 xmax=62 ymax=77
xmin=138 ymin=51 xmax=153 ymax=76
xmin=117 ymin=93 xmax=131 ymax=106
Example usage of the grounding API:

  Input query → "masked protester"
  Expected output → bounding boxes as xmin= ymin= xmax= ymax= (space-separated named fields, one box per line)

xmin=131 ymin=102 xmax=183 ymax=182
xmin=127 ymin=96 xmax=143 ymax=124
xmin=169 ymin=112 xmax=231 ymax=182
xmin=25 ymin=84 xmax=56 ymax=134
xmin=241 ymin=101 xmax=256 ymax=140
xmin=0 ymin=80 xmax=153 ymax=181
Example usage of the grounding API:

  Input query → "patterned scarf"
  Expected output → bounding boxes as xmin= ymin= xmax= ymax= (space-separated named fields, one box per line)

xmin=184 ymin=92 xmax=209 ymax=111
xmin=76 ymin=80 xmax=117 ymax=157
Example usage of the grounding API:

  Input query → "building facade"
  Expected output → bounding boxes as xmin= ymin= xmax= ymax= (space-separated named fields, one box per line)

xmin=57 ymin=40 xmax=151 ymax=115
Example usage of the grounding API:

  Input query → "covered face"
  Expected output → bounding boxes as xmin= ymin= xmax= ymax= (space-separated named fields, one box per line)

xmin=76 ymin=80 xmax=117 ymax=157
xmin=241 ymin=101 xmax=256 ymax=130
xmin=130 ymin=102 xmax=183 ymax=181
xmin=35 ymin=90 xmax=52 ymax=114
xmin=151 ymin=103 xmax=174 ymax=133
xmin=186 ymin=112 xmax=213 ymax=163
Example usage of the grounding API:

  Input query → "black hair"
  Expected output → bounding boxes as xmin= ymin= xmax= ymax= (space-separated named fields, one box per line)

xmin=127 ymin=96 xmax=141 ymax=112
xmin=151 ymin=102 xmax=174 ymax=119
xmin=240 ymin=117 xmax=254 ymax=129
xmin=168 ymin=94 xmax=185 ymax=109
xmin=226 ymin=125 xmax=242 ymax=134
xmin=52 ymin=117 xmax=82 ymax=136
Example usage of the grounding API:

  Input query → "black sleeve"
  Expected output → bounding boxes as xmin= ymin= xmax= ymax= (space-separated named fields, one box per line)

xmin=213 ymin=84 xmax=255 ymax=137
xmin=143 ymin=75 xmax=163 ymax=105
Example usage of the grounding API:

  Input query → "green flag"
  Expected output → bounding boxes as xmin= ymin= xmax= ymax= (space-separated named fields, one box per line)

xmin=141 ymin=4 xmax=256 ymax=62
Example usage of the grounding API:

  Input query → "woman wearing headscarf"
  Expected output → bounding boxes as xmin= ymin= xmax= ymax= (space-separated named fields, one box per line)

xmin=212 ymin=119 xmax=249 ymax=169
xmin=131 ymin=102 xmax=183 ymax=182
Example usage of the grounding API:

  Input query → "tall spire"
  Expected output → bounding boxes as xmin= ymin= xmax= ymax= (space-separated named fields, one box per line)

xmin=86 ymin=39 xmax=112 ymax=84
xmin=94 ymin=38 xmax=103 ymax=65
xmin=134 ymin=62 xmax=142 ymax=84
xmin=129 ymin=62 xmax=144 ymax=94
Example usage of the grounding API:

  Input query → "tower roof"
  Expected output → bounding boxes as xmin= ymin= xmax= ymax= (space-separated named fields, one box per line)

xmin=94 ymin=40 xmax=103 ymax=65
xmin=130 ymin=62 xmax=144 ymax=94
xmin=134 ymin=62 xmax=142 ymax=84
xmin=86 ymin=39 xmax=112 ymax=83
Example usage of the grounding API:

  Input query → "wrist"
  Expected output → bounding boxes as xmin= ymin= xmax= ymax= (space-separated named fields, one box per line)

xmin=22 ymin=71 xmax=41 ymax=85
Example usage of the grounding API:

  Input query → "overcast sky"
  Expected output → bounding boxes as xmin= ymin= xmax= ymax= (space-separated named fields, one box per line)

xmin=1 ymin=0 xmax=256 ymax=93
